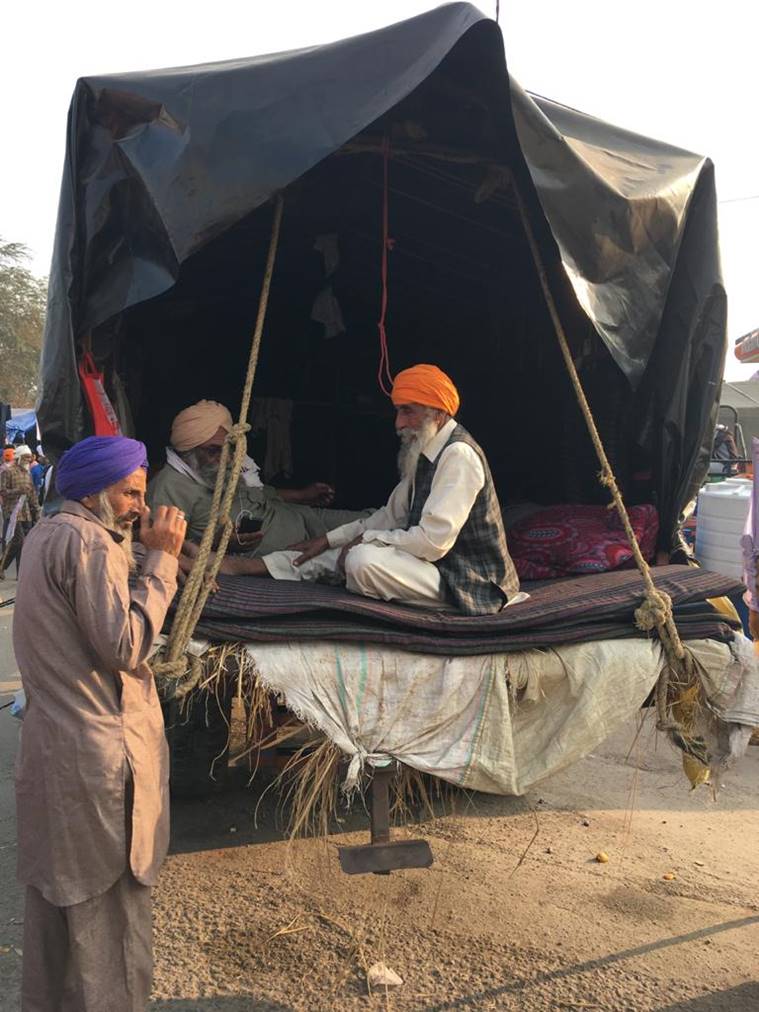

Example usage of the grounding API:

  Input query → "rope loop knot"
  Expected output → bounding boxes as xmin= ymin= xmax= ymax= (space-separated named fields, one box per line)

xmin=634 ymin=589 xmax=674 ymax=635
xmin=226 ymin=422 xmax=251 ymax=444
xmin=151 ymin=657 xmax=189 ymax=679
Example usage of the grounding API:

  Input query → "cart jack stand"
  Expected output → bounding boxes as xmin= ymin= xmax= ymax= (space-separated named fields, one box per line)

xmin=338 ymin=765 xmax=434 ymax=875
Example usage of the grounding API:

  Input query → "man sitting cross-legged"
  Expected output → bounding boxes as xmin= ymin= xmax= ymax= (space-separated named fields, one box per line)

xmin=216 ymin=365 xmax=523 ymax=616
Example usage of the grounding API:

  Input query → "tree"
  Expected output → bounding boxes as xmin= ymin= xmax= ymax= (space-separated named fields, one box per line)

xmin=0 ymin=239 xmax=47 ymax=406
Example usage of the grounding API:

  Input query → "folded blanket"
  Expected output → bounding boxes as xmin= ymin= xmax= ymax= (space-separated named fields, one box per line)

xmin=189 ymin=565 xmax=741 ymax=656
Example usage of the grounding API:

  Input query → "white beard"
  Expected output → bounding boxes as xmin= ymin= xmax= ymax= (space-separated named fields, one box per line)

xmin=94 ymin=492 xmax=137 ymax=572
xmin=397 ymin=417 xmax=440 ymax=481
xmin=181 ymin=449 xmax=222 ymax=489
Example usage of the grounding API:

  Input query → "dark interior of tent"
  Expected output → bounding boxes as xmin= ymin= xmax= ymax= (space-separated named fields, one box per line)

xmin=104 ymin=28 xmax=654 ymax=523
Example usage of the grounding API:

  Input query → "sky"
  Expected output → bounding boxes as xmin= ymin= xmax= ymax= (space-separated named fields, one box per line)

xmin=2 ymin=0 xmax=757 ymax=379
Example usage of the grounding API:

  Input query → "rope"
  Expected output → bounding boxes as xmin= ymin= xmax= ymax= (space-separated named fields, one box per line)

xmin=154 ymin=194 xmax=285 ymax=679
xmin=377 ymin=135 xmax=394 ymax=396
xmin=509 ymin=180 xmax=688 ymax=735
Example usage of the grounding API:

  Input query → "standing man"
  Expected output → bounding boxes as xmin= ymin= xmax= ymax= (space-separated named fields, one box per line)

xmin=0 ymin=448 xmax=13 ymax=551
xmin=0 ymin=445 xmax=41 ymax=579
xmin=13 ymin=435 xmax=186 ymax=1010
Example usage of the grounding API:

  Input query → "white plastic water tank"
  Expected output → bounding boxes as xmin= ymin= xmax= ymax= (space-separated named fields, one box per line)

xmin=695 ymin=478 xmax=752 ymax=579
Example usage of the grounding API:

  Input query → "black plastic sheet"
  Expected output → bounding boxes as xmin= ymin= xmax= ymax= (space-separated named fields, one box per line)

xmin=37 ymin=2 xmax=725 ymax=549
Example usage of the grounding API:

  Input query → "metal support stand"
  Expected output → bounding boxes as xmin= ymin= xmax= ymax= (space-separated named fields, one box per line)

xmin=338 ymin=764 xmax=434 ymax=875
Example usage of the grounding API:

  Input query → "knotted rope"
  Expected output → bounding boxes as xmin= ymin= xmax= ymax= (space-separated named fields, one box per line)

xmin=510 ymin=180 xmax=689 ymax=736
xmin=154 ymin=194 xmax=285 ymax=679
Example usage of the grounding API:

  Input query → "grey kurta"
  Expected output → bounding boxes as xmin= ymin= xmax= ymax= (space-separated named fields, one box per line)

xmin=13 ymin=501 xmax=178 ymax=907
xmin=147 ymin=464 xmax=368 ymax=555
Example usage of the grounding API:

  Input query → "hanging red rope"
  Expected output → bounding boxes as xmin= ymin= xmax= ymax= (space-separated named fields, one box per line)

xmin=377 ymin=135 xmax=394 ymax=396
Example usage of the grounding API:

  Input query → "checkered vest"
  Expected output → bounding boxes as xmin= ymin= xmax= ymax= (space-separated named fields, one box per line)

xmin=408 ymin=424 xmax=520 ymax=615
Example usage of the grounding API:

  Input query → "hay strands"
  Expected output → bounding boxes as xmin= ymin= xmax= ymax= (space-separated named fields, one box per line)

xmin=158 ymin=643 xmax=444 ymax=868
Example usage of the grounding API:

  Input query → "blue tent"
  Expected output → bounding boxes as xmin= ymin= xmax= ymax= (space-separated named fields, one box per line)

xmin=6 ymin=410 xmax=38 ymax=445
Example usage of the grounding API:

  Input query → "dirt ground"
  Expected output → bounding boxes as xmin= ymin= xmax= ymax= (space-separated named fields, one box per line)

xmin=2 ymin=578 xmax=758 ymax=1010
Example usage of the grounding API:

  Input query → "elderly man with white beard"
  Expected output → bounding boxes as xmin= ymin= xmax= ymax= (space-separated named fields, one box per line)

xmin=149 ymin=399 xmax=369 ymax=555
xmin=13 ymin=435 xmax=185 ymax=1010
xmin=219 ymin=365 xmax=521 ymax=615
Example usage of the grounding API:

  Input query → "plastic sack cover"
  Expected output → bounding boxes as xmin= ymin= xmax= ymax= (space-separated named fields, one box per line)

xmin=36 ymin=2 xmax=726 ymax=548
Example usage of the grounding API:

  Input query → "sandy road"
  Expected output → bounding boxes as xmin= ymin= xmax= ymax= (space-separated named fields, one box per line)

xmin=1 ymin=585 xmax=758 ymax=1010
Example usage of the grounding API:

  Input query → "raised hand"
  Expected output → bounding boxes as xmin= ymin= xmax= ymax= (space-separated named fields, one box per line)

xmin=140 ymin=505 xmax=186 ymax=558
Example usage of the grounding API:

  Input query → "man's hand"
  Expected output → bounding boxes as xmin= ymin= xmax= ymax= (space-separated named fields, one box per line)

xmin=337 ymin=535 xmax=363 ymax=575
xmin=290 ymin=534 xmax=330 ymax=566
xmin=233 ymin=530 xmax=264 ymax=551
xmin=140 ymin=505 xmax=186 ymax=558
xmin=298 ymin=482 xmax=336 ymax=506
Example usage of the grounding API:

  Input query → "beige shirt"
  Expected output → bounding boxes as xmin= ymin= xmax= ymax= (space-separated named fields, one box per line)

xmin=13 ymin=501 xmax=178 ymax=906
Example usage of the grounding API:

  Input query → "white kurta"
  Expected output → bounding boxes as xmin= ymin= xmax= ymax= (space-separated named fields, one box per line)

xmin=262 ymin=419 xmax=487 ymax=607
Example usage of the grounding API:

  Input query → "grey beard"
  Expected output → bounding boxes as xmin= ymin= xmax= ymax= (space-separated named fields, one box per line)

xmin=95 ymin=492 xmax=137 ymax=572
xmin=397 ymin=417 xmax=440 ymax=481
xmin=182 ymin=449 xmax=225 ymax=489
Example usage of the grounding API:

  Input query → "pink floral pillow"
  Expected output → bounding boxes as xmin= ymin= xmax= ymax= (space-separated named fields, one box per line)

xmin=507 ymin=504 xmax=659 ymax=581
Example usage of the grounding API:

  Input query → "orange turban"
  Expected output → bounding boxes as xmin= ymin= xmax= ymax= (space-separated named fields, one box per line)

xmin=390 ymin=364 xmax=460 ymax=417
xmin=3 ymin=448 xmax=15 ymax=462
xmin=170 ymin=400 xmax=233 ymax=452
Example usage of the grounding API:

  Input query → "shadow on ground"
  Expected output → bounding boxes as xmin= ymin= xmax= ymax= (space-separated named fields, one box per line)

xmin=418 ymin=916 xmax=759 ymax=1011
xmin=657 ymin=984 xmax=759 ymax=1010
xmin=169 ymin=765 xmax=530 ymax=856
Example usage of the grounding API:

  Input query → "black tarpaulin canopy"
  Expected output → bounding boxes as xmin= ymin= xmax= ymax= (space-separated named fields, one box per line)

xmin=38 ymin=2 xmax=726 ymax=550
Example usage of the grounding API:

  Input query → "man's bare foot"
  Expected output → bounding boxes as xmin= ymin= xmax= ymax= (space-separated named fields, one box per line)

xmin=182 ymin=539 xmax=201 ymax=559
xmin=178 ymin=552 xmax=220 ymax=592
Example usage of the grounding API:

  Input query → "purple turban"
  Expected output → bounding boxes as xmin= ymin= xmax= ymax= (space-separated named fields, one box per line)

xmin=56 ymin=436 xmax=148 ymax=501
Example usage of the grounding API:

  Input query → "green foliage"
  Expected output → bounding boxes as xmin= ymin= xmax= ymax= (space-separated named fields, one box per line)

xmin=0 ymin=239 xmax=47 ymax=406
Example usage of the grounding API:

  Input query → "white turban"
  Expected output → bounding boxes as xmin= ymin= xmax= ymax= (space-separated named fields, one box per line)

xmin=14 ymin=445 xmax=32 ymax=460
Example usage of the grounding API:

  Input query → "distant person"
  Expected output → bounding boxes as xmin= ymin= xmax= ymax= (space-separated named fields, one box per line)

xmin=0 ymin=448 xmax=11 ymax=550
xmin=0 ymin=445 xmax=41 ymax=579
xmin=13 ymin=435 xmax=185 ymax=1011
xmin=30 ymin=454 xmax=46 ymax=501
xmin=712 ymin=424 xmax=740 ymax=477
